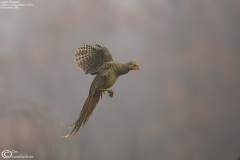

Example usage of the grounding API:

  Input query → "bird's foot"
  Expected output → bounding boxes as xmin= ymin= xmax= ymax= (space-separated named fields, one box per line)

xmin=100 ymin=88 xmax=114 ymax=98
xmin=108 ymin=89 xmax=114 ymax=98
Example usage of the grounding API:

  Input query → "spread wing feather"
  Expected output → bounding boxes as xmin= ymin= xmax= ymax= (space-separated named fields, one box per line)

xmin=75 ymin=44 xmax=113 ymax=74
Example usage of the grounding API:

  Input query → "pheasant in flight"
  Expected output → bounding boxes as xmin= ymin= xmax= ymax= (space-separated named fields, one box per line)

xmin=61 ymin=44 xmax=140 ymax=138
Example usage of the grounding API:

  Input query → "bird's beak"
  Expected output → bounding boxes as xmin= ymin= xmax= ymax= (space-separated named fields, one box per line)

xmin=137 ymin=67 xmax=140 ymax=70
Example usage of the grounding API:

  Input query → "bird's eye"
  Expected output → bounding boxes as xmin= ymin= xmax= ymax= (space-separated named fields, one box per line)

xmin=133 ymin=64 xmax=137 ymax=67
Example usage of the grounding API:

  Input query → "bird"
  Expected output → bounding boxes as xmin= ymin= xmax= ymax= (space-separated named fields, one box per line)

xmin=60 ymin=44 xmax=140 ymax=138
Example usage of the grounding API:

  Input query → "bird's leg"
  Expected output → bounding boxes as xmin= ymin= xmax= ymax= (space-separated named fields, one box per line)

xmin=100 ymin=88 xmax=114 ymax=98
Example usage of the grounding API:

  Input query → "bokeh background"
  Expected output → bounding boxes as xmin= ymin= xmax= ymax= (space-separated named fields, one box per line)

xmin=1 ymin=0 xmax=240 ymax=160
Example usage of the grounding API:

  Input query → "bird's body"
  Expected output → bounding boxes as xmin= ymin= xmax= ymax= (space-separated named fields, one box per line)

xmin=61 ymin=44 xmax=139 ymax=138
xmin=90 ymin=62 xmax=131 ymax=92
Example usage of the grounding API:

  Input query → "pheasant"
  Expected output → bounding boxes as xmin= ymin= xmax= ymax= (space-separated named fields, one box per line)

xmin=61 ymin=44 xmax=140 ymax=138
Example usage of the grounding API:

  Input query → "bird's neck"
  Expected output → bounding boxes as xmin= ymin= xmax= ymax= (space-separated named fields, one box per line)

xmin=115 ymin=63 xmax=130 ymax=76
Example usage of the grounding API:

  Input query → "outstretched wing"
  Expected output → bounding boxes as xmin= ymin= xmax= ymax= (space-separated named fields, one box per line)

xmin=75 ymin=44 xmax=113 ymax=74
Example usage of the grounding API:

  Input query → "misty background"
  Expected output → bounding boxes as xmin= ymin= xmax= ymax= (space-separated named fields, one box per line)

xmin=0 ymin=0 xmax=240 ymax=160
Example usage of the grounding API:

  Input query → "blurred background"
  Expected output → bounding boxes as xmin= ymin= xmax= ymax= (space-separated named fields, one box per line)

xmin=0 ymin=0 xmax=240 ymax=159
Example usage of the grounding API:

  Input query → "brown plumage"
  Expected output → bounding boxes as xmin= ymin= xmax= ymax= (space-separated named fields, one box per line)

xmin=61 ymin=44 xmax=140 ymax=138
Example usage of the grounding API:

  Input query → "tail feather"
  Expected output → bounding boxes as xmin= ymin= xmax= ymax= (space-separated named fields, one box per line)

xmin=61 ymin=91 xmax=103 ymax=138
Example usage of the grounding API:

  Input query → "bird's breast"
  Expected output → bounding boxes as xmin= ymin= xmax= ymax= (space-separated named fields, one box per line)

xmin=102 ymin=74 xmax=118 ymax=89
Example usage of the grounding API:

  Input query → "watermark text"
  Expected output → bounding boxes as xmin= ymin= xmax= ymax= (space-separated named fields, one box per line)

xmin=0 ymin=1 xmax=33 ymax=9
xmin=1 ymin=150 xmax=34 ymax=159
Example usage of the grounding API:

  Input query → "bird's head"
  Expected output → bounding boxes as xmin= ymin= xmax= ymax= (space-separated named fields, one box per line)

xmin=126 ymin=61 xmax=140 ymax=70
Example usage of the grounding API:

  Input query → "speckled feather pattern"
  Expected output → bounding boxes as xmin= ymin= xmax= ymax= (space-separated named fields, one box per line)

xmin=75 ymin=44 xmax=113 ymax=74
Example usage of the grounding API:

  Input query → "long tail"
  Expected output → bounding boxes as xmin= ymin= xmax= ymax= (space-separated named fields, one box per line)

xmin=60 ymin=91 xmax=103 ymax=138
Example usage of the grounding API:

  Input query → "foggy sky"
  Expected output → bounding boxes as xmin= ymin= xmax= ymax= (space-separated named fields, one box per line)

xmin=0 ymin=0 xmax=240 ymax=160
